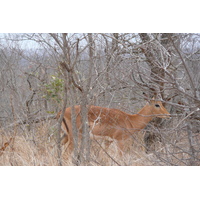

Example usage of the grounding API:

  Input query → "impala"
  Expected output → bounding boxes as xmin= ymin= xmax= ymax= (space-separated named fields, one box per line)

xmin=57 ymin=98 xmax=170 ymax=157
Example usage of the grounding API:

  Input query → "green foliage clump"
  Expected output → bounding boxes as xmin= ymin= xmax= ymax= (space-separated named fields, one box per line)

xmin=43 ymin=75 xmax=64 ymax=103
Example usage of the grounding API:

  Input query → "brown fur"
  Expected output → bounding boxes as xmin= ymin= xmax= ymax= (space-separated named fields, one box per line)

xmin=59 ymin=99 xmax=170 ymax=157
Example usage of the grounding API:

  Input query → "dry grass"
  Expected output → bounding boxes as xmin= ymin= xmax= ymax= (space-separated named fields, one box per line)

xmin=0 ymin=122 xmax=153 ymax=166
xmin=0 ymin=121 xmax=200 ymax=166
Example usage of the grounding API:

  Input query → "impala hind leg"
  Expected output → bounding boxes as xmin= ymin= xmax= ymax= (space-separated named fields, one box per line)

xmin=117 ymin=139 xmax=131 ymax=156
xmin=61 ymin=134 xmax=74 ymax=158
xmin=116 ymin=140 xmax=126 ymax=156
xmin=61 ymin=134 xmax=68 ymax=145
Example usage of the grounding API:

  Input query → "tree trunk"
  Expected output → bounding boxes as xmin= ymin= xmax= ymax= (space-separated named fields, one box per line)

xmin=139 ymin=33 xmax=173 ymax=152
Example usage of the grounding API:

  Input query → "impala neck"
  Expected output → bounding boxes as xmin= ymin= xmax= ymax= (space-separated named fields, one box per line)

xmin=130 ymin=103 xmax=154 ymax=131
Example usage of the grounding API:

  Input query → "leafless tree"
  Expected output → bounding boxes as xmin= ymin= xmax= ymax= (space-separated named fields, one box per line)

xmin=1 ymin=33 xmax=200 ymax=166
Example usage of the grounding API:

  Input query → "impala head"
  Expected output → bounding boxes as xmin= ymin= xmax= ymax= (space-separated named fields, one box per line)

xmin=147 ymin=98 xmax=170 ymax=119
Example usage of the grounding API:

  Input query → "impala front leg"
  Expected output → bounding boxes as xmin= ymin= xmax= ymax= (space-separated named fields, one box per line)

xmin=104 ymin=140 xmax=113 ymax=151
xmin=117 ymin=140 xmax=126 ymax=156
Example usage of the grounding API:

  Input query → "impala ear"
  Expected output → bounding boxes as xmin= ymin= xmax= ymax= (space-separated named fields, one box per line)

xmin=143 ymin=92 xmax=150 ymax=101
xmin=143 ymin=92 xmax=154 ymax=104
xmin=149 ymin=97 xmax=156 ymax=105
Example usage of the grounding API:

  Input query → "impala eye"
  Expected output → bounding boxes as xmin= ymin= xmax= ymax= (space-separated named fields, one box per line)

xmin=155 ymin=104 xmax=160 ymax=108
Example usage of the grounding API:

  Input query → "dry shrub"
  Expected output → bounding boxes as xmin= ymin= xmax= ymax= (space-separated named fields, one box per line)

xmin=1 ymin=120 xmax=200 ymax=166
xmin=0 ymin=126 xmax=164 ymax=166
xmin=0 ymin=122 xmax=58 ymax=166
xmin=142 ymin=128 xmax=200 ymax=166
xmin=0 ymin=134 xmax=35 ymax=165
